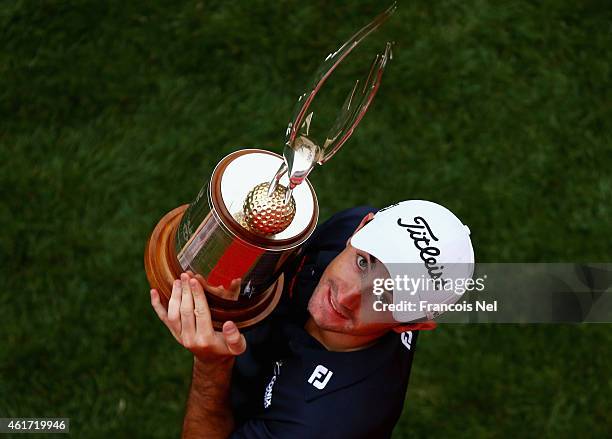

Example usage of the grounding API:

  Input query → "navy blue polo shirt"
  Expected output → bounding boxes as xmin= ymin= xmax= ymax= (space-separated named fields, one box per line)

xmin=230 ymin=206 xmax=419 ymax=439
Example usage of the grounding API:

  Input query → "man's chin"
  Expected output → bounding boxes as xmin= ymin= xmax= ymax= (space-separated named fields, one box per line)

xmin=307 ymin=304 xmax=341 ymax=332
xmin=314 ymin=307 xmax=360 ymax=334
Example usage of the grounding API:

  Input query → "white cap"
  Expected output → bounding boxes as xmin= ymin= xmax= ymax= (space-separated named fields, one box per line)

xmin=350 ymin=200 xmax=475 ymax=322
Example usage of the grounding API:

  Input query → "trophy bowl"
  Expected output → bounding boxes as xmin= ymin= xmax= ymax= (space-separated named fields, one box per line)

xmin=145 ymin=149 xmax=318 ymax=329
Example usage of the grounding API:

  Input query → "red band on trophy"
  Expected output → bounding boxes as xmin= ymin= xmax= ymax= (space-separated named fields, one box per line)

xmin=207 ymin=239 xmax=265 ymax=289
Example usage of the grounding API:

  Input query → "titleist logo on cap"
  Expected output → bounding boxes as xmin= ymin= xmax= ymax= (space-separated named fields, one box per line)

xmin=397 ymin=217 xmax=444 ymax=280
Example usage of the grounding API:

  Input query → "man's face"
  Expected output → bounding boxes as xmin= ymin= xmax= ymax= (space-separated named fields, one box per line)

xmin=307 ymin=240 xmax=398 ymax=336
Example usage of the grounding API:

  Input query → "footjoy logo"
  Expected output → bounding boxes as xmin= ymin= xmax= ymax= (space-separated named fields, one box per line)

xmin=397 ymin=216 xmax=444 ymax=280
xmin=308 ymin=365 xmax=333 ymax=390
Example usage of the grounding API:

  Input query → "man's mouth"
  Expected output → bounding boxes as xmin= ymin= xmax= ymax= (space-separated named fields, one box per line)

xmin=327 ymin=286 xmax=348 ymax=320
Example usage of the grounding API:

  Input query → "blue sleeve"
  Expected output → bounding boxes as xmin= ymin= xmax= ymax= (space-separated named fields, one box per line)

xmin=230 ymin=419 xmax=310 ymax=439
xmin=229 ymin=419 xmax=274 ymax=439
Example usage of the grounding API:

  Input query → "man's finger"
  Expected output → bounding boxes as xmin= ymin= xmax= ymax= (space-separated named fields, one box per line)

xmin=194 ymin=274 xmax=208 ymax=290
xmin=180 ymin=273 xmax=196 ymax=337
xmin=222 ymin=321 xmax=246 ymax=356
xmin=195 ymin=275 xmax=241 ymax=301
xmin=167 ymin=279 xmax=182 ymax=334
xmin=229 ymin=278 xmax=242 ymax=296
xmin=150 ymin=289 xmax=168 ymax=322
xmin=191 ymin=277 xmax=213 ymax=337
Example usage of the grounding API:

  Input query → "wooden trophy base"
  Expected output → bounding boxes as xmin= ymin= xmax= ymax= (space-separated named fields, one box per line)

xmin=144 ymin=205 xmax=284 ymax=329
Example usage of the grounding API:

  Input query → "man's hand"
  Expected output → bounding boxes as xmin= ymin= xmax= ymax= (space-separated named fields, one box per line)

xmin=150 ymin=272 xmax=246 ymax=361
xmin=195 ymin=274 xmax=241 ymax=301
xmin=150 ymin=272 xmax=243 ymax=438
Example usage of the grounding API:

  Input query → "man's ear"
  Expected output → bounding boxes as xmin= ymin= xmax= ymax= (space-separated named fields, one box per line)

xmin=346 ymin=212 xmax=375 ymax=247
xmin=392 ymin=321 xmax=437 ymax=332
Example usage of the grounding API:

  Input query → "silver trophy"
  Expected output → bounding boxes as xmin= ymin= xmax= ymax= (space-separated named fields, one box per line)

xmin=145 ymin=4 xmax=396 ymax=328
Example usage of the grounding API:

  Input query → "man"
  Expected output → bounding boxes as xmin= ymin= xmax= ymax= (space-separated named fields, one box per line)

xmin=150 ymin=200 xmax=474 ymax=438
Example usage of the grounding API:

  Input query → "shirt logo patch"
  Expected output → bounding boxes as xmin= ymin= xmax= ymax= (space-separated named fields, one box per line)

xmin=401 ymin=331 xmax=413 ymax=350
xmin=308 ymin=365 xmax=333 ymax=390
xmin=263 ymin=361 xmax=282 ymax=409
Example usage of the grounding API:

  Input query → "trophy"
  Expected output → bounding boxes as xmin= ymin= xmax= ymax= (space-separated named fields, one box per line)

xmin=144 ymin=5 xmax=396 ymax=329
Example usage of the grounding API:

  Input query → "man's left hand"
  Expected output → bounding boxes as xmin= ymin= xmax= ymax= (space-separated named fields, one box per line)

xmin=150 ymin=272 xmax=247 ymax=361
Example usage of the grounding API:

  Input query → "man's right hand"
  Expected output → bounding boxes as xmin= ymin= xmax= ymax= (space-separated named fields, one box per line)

xmin=150 ymin=272 xmax=247 ymax=361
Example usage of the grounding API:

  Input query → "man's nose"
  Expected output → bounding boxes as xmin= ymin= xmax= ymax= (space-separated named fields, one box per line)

xmin=336 ymin=281 xmax=361 ymax=311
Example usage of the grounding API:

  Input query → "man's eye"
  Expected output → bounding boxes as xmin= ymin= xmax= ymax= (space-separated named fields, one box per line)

xmin=356 ymin=255 xmax=368 ymax=271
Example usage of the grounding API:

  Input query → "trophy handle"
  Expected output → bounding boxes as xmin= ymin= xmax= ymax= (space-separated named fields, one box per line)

xmin=319 ymin=42 xmax=393 ymax=165
xmin=281 ymin=3 xmax=396 ymax=190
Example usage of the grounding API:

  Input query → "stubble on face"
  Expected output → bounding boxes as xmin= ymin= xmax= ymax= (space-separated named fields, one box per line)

xmin=306 ymin=251 xmax=399 ymax=338
xmin=307 ymin=277 xmax=350 ymax=332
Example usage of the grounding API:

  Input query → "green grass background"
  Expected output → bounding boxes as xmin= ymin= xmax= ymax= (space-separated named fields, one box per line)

xmin=1 ymin=0 xmax=611 ymax=437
